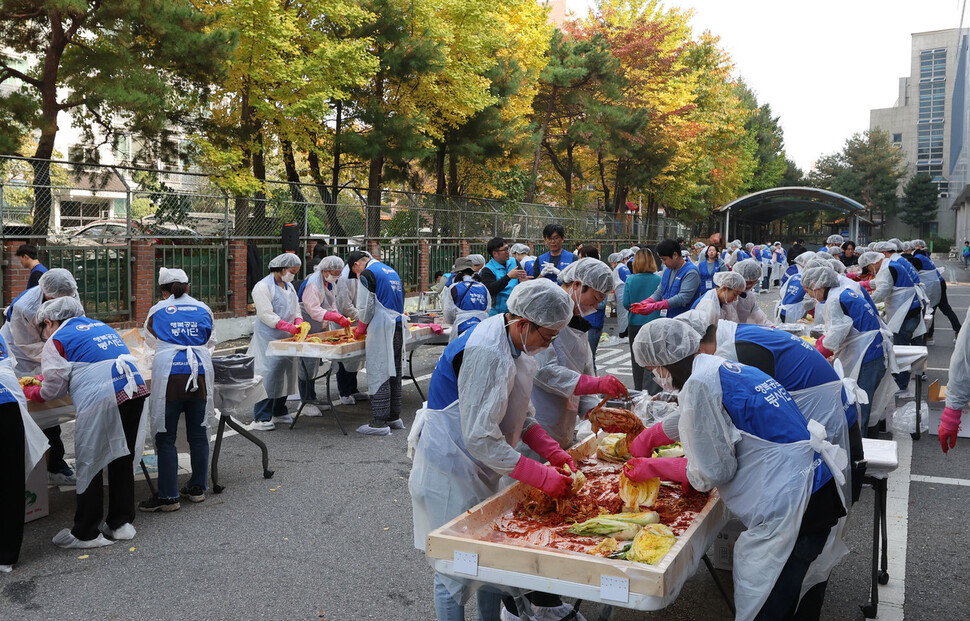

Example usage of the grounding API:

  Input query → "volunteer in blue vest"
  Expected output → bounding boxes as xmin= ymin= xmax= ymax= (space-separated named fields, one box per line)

xmin=531 ymin=258 xmax=627 ymax=449
xmin=771 ymin=242 xmax=788 ymax=286
xmin=692 ymin=241 xmax=706 ymax=264
xmin=248 ymin=252 xmax=304 ymax=431
xmin=691 ymin=270 xmax=746 ymax=322
xmin=16 ymin=244 xmax=48 ymax=289
xmin=627 ymin=319 xmax=846 ymax=621
xmin=609 ymin=252 xmax=632 ymax=338
xmin=860 ymin=246 xmax=925 ymax=392
xmin=442 ymin=256 xmax=490 ymax=340
xmin=696 ymin=244 xmax=725 ymax=298
xmin=479 ymin=237 xmax=528 ymax=316
xmin=336 ymin=252 xmax=370 ymax=405
xmin=575 ymin=246 xmax=607 ymax=357
xmin=912 ymin=239 xmax=962 ymax=345
xmin=510 ymin=243 xmax=536 ymax=277
xmin=775 ymin=251 xmax=817 ymax=324
xmin=408 ymin=278 xmax=575 ymax=621
xmin=26 ymin=297 xmax=150 ymax=549
xmin=724 ymin=240 xmax=742 ymax=268
xmin=139 ymin=268 xmax=216 ymax=512
xmin=298 ymin=255 xmax=351 ymax=415
xmin=731 ymin=259 xmax=774 ymax=325
xmin=803 ymin=266 xmax=895 ymax=437
xmin=630 ymin=239 xmax=700 ymax=318
xmin=532 ymin=223 xmax=575 ymax=280
xmin=347 ymin=250 xmax=408 ymax=436
xmin=940 ymin=302 xmax=970 ymax=453
xmin=468 ymin=254 xmax=486 ymax=277
xmin=1 ymin=268 xmax=81 ymax=486
xmin=0 ymin=329 xmax=48 ymax=573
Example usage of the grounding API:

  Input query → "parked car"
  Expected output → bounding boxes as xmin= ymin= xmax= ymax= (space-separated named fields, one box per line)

xmin=48 ymin=219 xmax=202 ymax=246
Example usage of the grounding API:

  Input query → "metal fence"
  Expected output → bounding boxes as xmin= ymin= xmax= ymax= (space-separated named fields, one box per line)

xmin=0 ymin=155 xmax=695 ymax=319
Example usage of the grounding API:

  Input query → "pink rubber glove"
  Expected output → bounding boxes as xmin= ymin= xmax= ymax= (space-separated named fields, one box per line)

xmin=845 ymin=272 xmax=861 ymax=281
xmin=629 ymin=298 xmax=655 ymax=315
xmin=353 ymin=322 xmax=368 ymax=338
xmin=624 ymin=457 xmax=690 ymax=493
xmin=629 ymin=421 xmax=674 ymax=458
xmin=22 ymin=384 xmax=44 ymax=403
xmin=522 ymin=424 xmax=576 ymax=472
xmin=654 ymin=299 xmax=670 ymax=311
xmin=860 ymin=280 xmax=873 ymax=292
xmin=428 ymin=324 xmax=444 ymax=335
xmin=940 ymin=407 xmax=963 ymax=454
xmin=36 ymin=374 xmax=43 ymax=382
xmin=815 ymin=334 xmax=834 ymax=359
xmin=575 ymin=374 xmax=628 ymax=398
xmin=275 ymin=320 xmax=300 ymax=335
xmin=511 ymin=456 xmax=572 ymax=497
xmin=323 ymin=311 xmax=351 ymax=328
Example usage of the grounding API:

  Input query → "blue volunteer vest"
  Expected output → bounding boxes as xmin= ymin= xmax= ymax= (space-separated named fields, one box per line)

xmin=151 ymin=300 xmax=214 ymax=375
xmin=838 ymin=288 xmax=884 ymax=364
xmin=5 ymin=288 xmax=30 ymax=322
xmin=697 ymin=259 xmax=722 ymax=295
xmin=534 ymin=250 xmax=575 ymax=281
xmin=451 ymin=280 xmax=490 ymax=334
xmin=733 ymin=324 xmax=857 ymax=427
xmin=56 ymin=316 xmax=144 ymax=393
xmin=28 ymin=264 xmax=48 ymax=288
xmin=521 ymin=258 xmax=536 ymax=276
xmin=660 ymin=261 xmax=700 ymax=318
xmin=717 ymin=360 xmax=832 ymax=492
xmin=0 ymin=333 xmax=18 ymax=405
xmin=736 ymin=250 xmax=751 ymax=262
xmin=485 ymin=257 xmax=518 ymax=316
xmin=617 ymin=265 xmax=631 ymax=283
xmin=365 ymin=260 xmax=405 ymax=315
xmin=427 ymin=329 xmax=475 ymax=409
xmin=443 ymin=273 xmax=454 ymax=288
xmin=781 ymin=274 xmax=806 ymax=307
xmin=888 ymin=258 xmax=921 ymax=312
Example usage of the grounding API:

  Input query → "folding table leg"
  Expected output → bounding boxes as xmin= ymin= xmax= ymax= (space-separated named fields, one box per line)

xmin=878 ymin=479 xmax=889 ymax=583
xmin=215 ymin=414 xmax=275 ymax=488
xmin=408 ymin=347 xmax=425 ymax=402
xmin=210 ymin=415 xmax=228 ymax=493
xmin=861 ymin=477 xmax=880 ymax=618
xmin=139 ymin=459 xmax=156 ymax=497
xmin=912 ymin=374 xmax=924 ymax=440
xmin=702 ymin=553 xmax=736 ymax=616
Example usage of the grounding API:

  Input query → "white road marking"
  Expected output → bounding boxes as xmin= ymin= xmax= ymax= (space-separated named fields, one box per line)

xmin=879 ymin=431 xmax=912 ymax=620
xmin=910 ymin=474 xmax=970 ymax=487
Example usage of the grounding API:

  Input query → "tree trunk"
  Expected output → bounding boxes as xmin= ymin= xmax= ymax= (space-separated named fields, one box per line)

xmin=308 ymin=148 xmax=347 ymax=240
xmin=252 ymin=124 xmax=268 ymax=235
xmin=564 ymin=144 xmax=574 ymax=207
xmin=597 ymin=150 xmax=610 ymax=209
xmin=366 ymin=156 xmax=384 ymax=238
xmin=234 ymin=84 xmax=254 ymax=237
xmin=447 ymin=150 xmax=459 ymax=197
xmin=280 ymin=138 xmax=308 ymax=234
xmin=525 ymin=86 xmax=557 ymax=203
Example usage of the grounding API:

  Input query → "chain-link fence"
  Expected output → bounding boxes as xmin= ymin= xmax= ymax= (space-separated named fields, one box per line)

xmin=0 ymin=155 xmax=695 ymax=317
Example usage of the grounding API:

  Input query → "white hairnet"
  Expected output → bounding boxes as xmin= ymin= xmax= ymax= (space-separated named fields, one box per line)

xmin=620 ymin=249 xmax=635 ymax=261
xmin=901 ymin=241 xmax=914 ymax=252
xmin=713 ymin=271 xmax=746 ymax=291
xmin=608 ymin=252 xmax=622 ymax=263
xmin=816 ymin=252 xmax=838 ymax=263
xmin=745 ymin=242 xmax=754 ymax=249
xmin=158 ymin=267 xmax=188 ymax=285
xmin=774 ymin=241 xmax=782 ymax=246
xmin=801 ymin=266 xmax=839 ymax=290
xmin=468 ymin=254 xmax=486 ymax=266
xmin=912 ymin=239 xmax=927 ymax=248
xmin=888 ymin=238 xmax=904 ymax=251
xmin=36 ymin=296 xmax=85 ymax=325
xmin=826 ymin=245 xmax=841 ymax=255
xmin=269 ymin=253 xmax=301 ymax=269
xmin=558 ymin=257 xmax=613 ymax=294
xmin=632 ymin=319 xmax=700 ymax=367
xmin=506 ymin=278 xmax=573 ymax=331
xmin=39 ymin=268 xmax=78 ymax=299
xmin=873 ymin=241 xmax=896 ymax=253
xmin=803 ymin=258 xmax=830 ymax=272
xmin=316 ymin=255 xmax=345 ymax=272
xmin=829 ymin=260 xmax=846 ymax=274
xmin=510 ymin=243 xmax=530 ymax=255
xmin=794 ymin=251 xmax=817 ymax=267
xmin=733 ymin=259 xmax=763 ymax=281
xmin=675 ymin=307 xmax=717 ymax=337
xmin=730 ymin=240 xmax=742 ymax=249
xmin=826 ymin=234 xmax=844 ymax=245
xmin=693 ymin=242 xmax=706 ymax=250
xmin=858 ymin=251 xmax=884 ymax=268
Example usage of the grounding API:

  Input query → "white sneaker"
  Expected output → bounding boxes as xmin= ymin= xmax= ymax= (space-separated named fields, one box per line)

xmin=100 ymin=522 xmax=136 ymax=541
xmin=339 ymin=395 xmax=355 ymax=405
xmin=48 ymin=471 xmax=77 ymax=486
xmin=272 ymin=414 xmax=294 ymax=425
xmin=356 ymin=422 xmax=391 ymax=436
xmin=286 ymin=393 xmax=301 ymax=401
xmin=249 ymin=420 xmax=276 ymax=431
xmin=301 ymin=404 xmax=324 ymax=417
xmin=388 ymin=418 xmax=405 ymax=430
xmin=0 ymin=564 xmax=11 ymax=573
xmin=52 ymin=528 xmax=115 ymax=549
xmin=894 ymin=389 xmax=915 ymax=399
xmin=926 ymin=339 xmax=936 ymax=346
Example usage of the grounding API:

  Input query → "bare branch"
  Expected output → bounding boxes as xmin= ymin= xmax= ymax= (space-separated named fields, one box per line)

xmin=0 ymin=63 xmax=41 ymax=88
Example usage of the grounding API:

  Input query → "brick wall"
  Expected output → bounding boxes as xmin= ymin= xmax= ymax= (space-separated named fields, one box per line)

xmin=227 ymin=239 xmax=249 ymax=318
xmin=2 ymin=240 xmax=30 ymax=306
xmin=130 ymin=239 xmax=156 ymax=324
xmin=418 ymin=239 xmax=430 ymax=288
xmin=459 ymin=240 xmax=470 ymax=257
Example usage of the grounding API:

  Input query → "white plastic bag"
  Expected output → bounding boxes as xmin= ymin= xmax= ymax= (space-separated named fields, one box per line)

xmin=892 ymin=401 xmax=929 ymax=434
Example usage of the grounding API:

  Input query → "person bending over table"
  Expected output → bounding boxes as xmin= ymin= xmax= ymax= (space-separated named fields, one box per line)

xmin=298 ymin=255 xmax=351 ymax=415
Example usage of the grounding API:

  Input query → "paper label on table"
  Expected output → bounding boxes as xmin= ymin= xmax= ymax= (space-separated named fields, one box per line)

xmin=453 ymin=551 xmax=479 ymax=576
xmin=600 ymin=575 xmax=629 ymax=603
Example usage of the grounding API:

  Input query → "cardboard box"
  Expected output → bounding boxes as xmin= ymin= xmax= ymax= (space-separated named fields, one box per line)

xmin=710 ymin=518 xmax=745 ymax=571
xmin=24 ymin=461 xmax=50 ymax=523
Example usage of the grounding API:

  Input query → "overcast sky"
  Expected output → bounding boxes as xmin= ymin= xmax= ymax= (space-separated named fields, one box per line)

xmin=568 ymin=0 xmax=968 ymax=172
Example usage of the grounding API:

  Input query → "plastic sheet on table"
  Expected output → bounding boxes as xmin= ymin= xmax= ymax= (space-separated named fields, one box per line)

xmin=213 ymin=375 xmax=265 ymax=419
xmin=632 ymin=392 xmax=678 ymax=425
xmin=892 ymin=401 xmax=928 ymax=435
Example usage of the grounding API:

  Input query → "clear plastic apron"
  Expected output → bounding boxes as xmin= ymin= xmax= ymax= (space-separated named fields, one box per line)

xmin=364 ymin=297 xmax=409 ymax=395
xmin=0 ymin=354 xmax=49 ymax=478
xmin=248 ymin=274 xmax=300 ymax=399
xmin=531 ymin=323 xmax=595 ymax=448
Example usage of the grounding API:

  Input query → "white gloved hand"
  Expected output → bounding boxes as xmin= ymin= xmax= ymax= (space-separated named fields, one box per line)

xmin=541 ymin=262 xmax=560 ymax=277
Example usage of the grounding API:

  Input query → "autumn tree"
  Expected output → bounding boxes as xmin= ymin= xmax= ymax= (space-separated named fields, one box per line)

xmin=900 ymin=172 xmax=939 ymax=232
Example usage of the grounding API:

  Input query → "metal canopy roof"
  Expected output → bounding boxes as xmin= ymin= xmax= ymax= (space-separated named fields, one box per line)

xmin=717 ymin=187 xmax=867 ymax=222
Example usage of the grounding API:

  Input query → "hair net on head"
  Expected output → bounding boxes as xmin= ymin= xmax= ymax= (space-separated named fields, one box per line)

xmin=858 ymin=251 xmax=884 ymax=268
xmin=901 ymin=241 xmax=914 ymax=252
xmin=801 ymin=266 xmax=840 ymax=290
xmin=510 ymin=243 xmax=530 ymax=255
xmin=888 ymin=238 xmax=904 ymax=251
xmin=830 ymin=260 xmax=846 ymax=274
xmin=733 ymin=259 xmax=763 ymax=281
xmin=633 ymin=319 xmax=700 ymax=367
xmin=803 ymin=258 xmax=830 ymax=272
xmin=558 ymin=257 xmax=613 ymax=294
xmin=158 ymin=267 xmax=188 ymax=285
xmin=608 ymin=252 xmax=622 ymax=263
xmin=507 ymin=278 xmax=573 ymax=331
xmin=620 ymin=249 xmax=635 ymax=261
xmin=745 ymin=243 xmax=754 ymax=249
xmin=912 ymin=239 xmax=926 ymax=248
xmin=674 ymin=308 xmax=716 ymax=337
xmin=730 ymin=240 xmax=741 ymax=249
xmin=816 ymin=252 xmax=838 ymax=262
xmin=713 ymin=271 xmax=746 ymax=291
xmin=316 ymin=255 xmax=344 ymax=272
xmin=826 ymin=234 xmax=844 ymax=245
xmin=36 ymin=296 xmax=85 ymax=325
xmin=468 ymin=254 xmax=486 ymax=266
xmin=693 ymin=242 xmax=706 ymax=250
xmin=39 ymin=268 xmax=78 ymax=299
xmin=873 ymin=241 xmax=896 ymax=253
xmin=794 ymin=251 xmax=817 ymax=267
xmin=826 ymin=245 xmax=842 ymax=255
xmin=269 ymin=253 xmax=301 ymax=269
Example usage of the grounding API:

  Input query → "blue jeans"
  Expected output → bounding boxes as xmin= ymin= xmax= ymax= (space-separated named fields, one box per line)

xmin=155 ymin=398 xmax=209 ymax=499
xmin=253 ymin=396 xmax=287 ymax=422
xmin=964 ymin=254 xmax=970 ymax=269
xmin=892 ymin=313 xmax=922 ymax=389
xmin=857 ymin=356 xmax=886 ymax=430
xmin=336 ymin=362 xmax=359 ymax=397
xmin=433 ymin=573 xmax=503 ymax=621
xmin=298 ymin=358 xmax=320 ymax=401
xmin=754 ymin=527 xmax=832 ymax=620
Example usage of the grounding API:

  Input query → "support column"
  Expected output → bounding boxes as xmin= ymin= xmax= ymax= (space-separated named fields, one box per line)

xmin=2 ymin=240 xmax=29 ymax=306
xmin=129 ymin=238 xmax=156 ymax=324
xmin=459 ymin=239 xmax=470 ymax=257
xmin=227 ymin=239 xmax=249 ymax=318
xmin=418 ymin=239 xmax=430 ymax=291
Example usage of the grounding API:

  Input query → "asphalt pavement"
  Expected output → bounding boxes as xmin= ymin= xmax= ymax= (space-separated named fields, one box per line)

xmin=3 ymin=259 xmax=970 ymax=620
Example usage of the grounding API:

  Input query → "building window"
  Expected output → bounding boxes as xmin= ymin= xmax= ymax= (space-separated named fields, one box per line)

xmin=919 ymin=48 xmax=946 ymax=82
xmin=892 ymin=133 xmax=903 ymax=147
